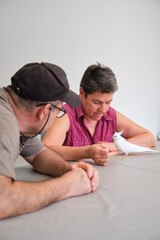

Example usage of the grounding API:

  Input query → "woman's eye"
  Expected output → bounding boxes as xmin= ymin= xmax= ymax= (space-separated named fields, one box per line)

xmin=94 ymin=101 xmax=100 ymax=104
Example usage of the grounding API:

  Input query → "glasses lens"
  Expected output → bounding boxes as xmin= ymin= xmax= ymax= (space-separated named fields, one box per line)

xmin=56 ymin=109 xmax=66 ymax=118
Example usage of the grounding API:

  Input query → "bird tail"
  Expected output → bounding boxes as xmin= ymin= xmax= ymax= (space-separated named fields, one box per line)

xmin=144 ymin=148 xmax=160 ymax=153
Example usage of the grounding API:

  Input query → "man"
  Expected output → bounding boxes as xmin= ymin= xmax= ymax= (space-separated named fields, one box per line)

xmin=42 ymin=63 xmax=156 ymax=165
xmin=0 ymin=62 xmax=99 ymax=219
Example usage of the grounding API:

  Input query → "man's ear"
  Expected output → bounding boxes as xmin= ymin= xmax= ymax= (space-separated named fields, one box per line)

xmin=37 ymin=104 xmax=51 ymax=120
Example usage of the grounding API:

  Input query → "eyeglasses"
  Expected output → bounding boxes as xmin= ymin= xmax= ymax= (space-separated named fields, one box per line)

xmin=37 ymin=103 xmax=67 ymax=118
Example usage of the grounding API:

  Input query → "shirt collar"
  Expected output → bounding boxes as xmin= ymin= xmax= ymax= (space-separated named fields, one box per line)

xmin=76 ymin=104 xmax=84 ymax=119
xmin=104 ymin=109 xmax=113 ymax=121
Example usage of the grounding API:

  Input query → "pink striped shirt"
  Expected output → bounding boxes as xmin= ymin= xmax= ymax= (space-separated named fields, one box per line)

xmin=63 ymin=104 xmax=117 ymax=147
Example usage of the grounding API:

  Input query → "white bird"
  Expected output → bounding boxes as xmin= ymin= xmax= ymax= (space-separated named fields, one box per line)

xmin=112 ymin=130 xmax=159 ymax=155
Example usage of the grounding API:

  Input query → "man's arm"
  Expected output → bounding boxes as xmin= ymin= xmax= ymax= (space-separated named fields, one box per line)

xmin=27 ymin=146 xmax=72 ymax=177
xmin=0 ymin=168 xmax=92 ymax=219
xmin=26 ymin=146 xmax=99 ymax=190
xmin=0 ymin=147 xmax=99 ymax=219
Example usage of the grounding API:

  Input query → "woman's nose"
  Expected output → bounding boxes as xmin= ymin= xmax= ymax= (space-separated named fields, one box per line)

xmin=98 ymin=104 xmax=106 ymax=113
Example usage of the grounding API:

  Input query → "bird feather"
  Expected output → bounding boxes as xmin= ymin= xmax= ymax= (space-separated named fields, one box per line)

xmin=112 ymin=130 xmax=159 ymax=155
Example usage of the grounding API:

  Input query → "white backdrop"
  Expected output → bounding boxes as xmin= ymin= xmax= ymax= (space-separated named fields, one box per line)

xmin=0 ymin=0 xmax=160 ymax=137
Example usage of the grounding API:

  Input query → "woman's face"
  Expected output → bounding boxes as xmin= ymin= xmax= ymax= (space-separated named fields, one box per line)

xmin=80 ymin=88 xmax=114 ymax=121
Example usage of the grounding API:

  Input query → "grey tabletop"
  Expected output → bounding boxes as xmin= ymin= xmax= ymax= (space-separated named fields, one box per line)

xmin=1 ymin=142 xmax=160 ymax=240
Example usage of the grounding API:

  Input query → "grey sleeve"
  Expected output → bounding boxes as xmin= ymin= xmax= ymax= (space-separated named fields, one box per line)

xmin=20 ymin=136 xmax=43 ymax=158
xmin=0 ymin=112 xmax=19 ymax=180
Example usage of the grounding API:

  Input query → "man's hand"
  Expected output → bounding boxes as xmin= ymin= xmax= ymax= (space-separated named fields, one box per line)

xmin=70 ymin=162 xmax=99 ymax=192
xmin=59 ymin=168 xmax=93 ymax=198
xmin=88 ymin=142 xmax=117 ymax=166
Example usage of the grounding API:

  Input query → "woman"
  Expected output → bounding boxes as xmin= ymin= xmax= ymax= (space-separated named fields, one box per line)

xmin=42 ymin=63 xmax=156 ymax=165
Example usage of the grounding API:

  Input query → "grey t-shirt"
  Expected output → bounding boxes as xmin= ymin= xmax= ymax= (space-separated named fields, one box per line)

xmin=0 ymin=88 xmax=43 ymax=180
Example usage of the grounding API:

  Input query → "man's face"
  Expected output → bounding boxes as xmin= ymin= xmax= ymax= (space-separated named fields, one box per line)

xmin=80 ymin=88 xmax=113 ymax=121
xmin=41 ymin=101 xmax=64 ymax=134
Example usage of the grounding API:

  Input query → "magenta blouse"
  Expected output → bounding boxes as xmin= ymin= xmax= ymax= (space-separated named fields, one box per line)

xmin=63 ymin=104 xmax=117 ymax=147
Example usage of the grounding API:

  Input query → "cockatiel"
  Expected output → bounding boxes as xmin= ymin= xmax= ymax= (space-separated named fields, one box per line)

xmin=112 ymin=130 xmax=159 ymax=155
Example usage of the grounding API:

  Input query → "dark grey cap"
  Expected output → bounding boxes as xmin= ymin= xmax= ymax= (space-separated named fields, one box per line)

xmin=11 ymin=62 xmax=81 ymax=107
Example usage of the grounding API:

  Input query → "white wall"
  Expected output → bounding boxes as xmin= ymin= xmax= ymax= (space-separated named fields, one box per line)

xmin=0 ymin=0 xmax=160 ymax=137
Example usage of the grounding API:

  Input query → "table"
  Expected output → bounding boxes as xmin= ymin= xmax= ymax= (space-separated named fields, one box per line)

xmin=1 ymin=142 xmax=160 ymax=240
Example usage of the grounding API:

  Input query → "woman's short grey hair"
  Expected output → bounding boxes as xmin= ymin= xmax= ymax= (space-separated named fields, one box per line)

xmin=80 ymin=63 xmax=118 ymax=97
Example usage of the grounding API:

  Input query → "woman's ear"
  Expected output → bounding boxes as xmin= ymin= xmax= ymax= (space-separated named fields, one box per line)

xmin=79 ymin=87 xmax=84 ymax=97
xmin=37 ymin=104 xmax=51 ymax=120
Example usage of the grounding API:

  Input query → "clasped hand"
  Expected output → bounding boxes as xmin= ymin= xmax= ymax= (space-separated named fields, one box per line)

xmin=89 ymin=142 xmax=117 ymax=166
xmin=70 ymin=162 xmax=99 ymax=192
